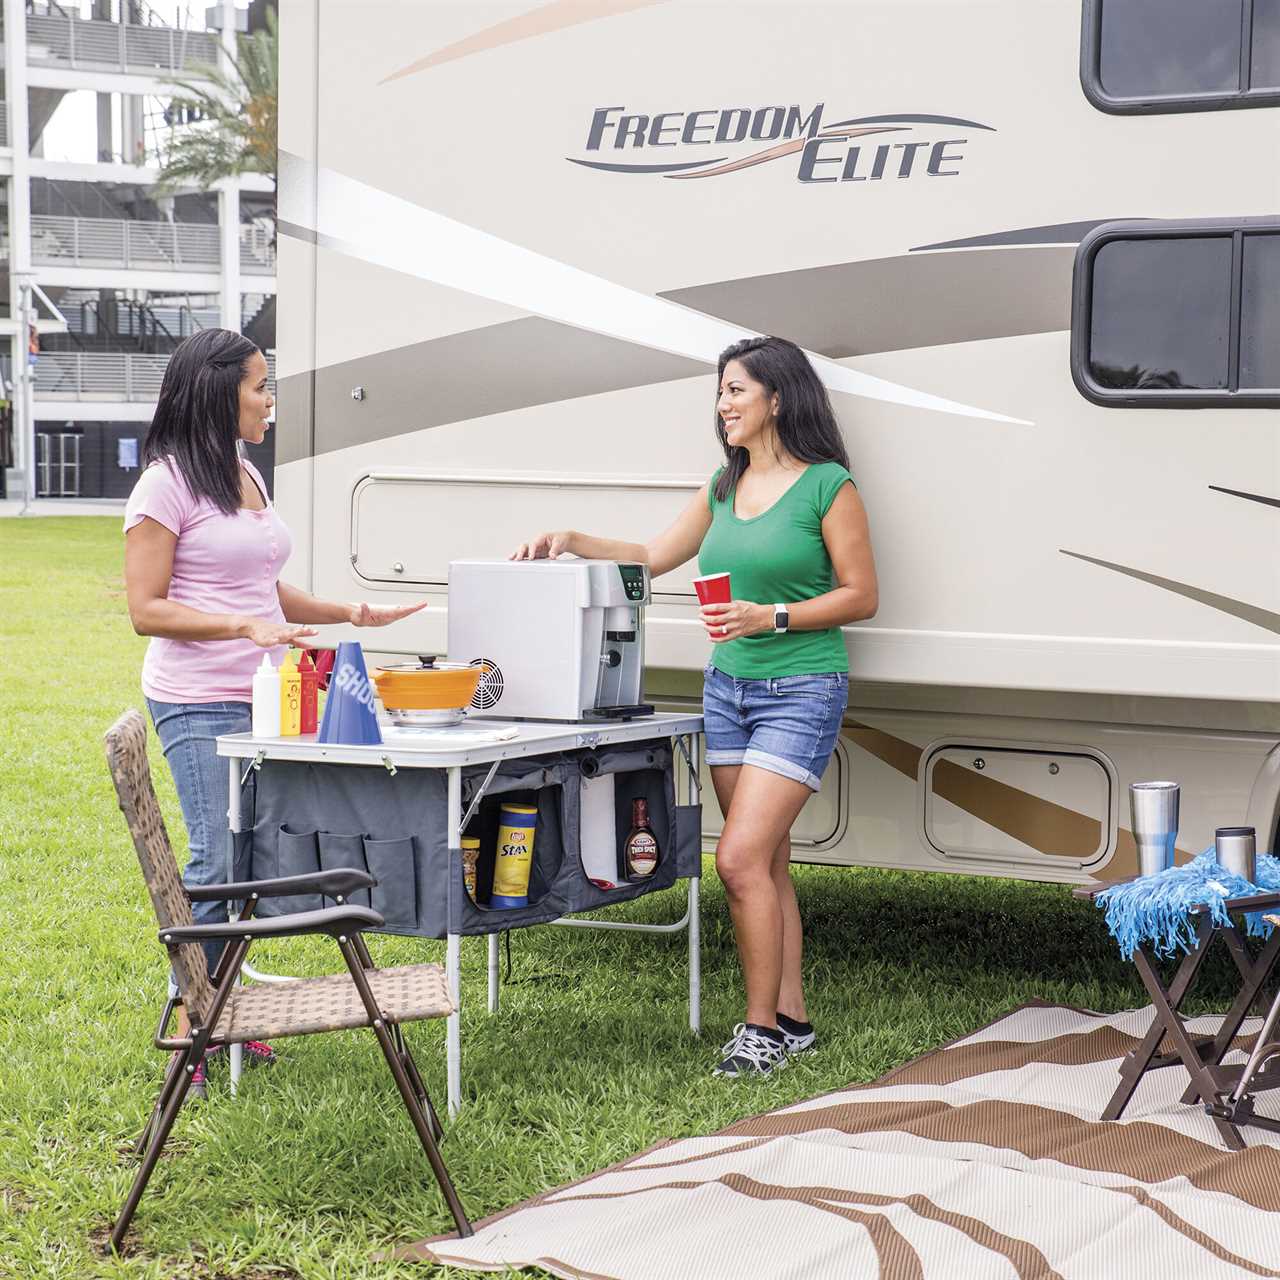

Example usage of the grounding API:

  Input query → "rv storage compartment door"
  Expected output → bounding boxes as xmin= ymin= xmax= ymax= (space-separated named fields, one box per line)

xmin=923 ymin=744 xmax=1112 ymax=869
xmin=351 ymin=474 xmax=699 ymax=587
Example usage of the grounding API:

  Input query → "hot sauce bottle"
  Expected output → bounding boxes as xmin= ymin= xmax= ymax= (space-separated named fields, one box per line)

xmin=298 ymin=651 xmax=319 ymax=734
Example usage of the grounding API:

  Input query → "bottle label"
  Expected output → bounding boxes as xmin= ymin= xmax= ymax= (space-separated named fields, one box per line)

xmin=627 ymin=831 xmax=658 ymax=877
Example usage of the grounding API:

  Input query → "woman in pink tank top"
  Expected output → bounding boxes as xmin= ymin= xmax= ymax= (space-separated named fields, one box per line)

xmin=123 ymin=328 xmax=420 ymax=1093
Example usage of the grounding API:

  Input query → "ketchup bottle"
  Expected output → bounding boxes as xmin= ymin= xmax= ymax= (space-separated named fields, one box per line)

xmin=298 ymin=650 xmax=319 ymax=734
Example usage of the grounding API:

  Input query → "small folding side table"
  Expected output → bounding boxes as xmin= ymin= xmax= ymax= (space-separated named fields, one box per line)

xmin=1074 ymin=880 xmax=1280 ymax=1149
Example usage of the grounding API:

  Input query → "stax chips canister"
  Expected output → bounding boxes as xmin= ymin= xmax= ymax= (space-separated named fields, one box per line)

xmin=491 ymin=803 xmax=537 ymax=908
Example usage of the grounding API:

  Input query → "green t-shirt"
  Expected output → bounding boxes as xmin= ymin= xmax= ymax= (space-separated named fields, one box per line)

xmin=698 ymin=460 xmax=854 ymax=679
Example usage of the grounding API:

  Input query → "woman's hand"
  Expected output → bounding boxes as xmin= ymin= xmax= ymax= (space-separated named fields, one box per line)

xmin=243 ymin=618 xmax=318 ymax=648
xmin=509 ymin=531 xmax=575 ymax=561
xmin=348 ymin=600 xmax=428 ymax=627
xmin=701 ymin=601 xmax=772 ymax=643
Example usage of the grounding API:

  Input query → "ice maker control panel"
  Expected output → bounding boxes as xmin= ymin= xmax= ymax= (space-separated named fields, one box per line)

xmin=618 ymin=563 xmax=647 ymax=601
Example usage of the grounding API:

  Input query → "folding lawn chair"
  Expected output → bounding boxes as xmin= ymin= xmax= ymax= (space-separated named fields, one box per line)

xmin=103 ymin=709 xmax=472 ymax=1252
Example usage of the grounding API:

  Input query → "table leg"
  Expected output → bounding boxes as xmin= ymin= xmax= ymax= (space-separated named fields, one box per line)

xmin=446 ymin=766 xmax=462 ymax=1117
xmin=1101 ymin=916 xmax=1214 ymax=1121
xmin=227 ymin=758 xmax=243 ymax=1096
xmin=688 ymin=875 xmax=701 ymax=1034
xmin=687 ymin=733 xmax=702 ymax=1035
xmin=1131 ymin=941 xmax=1244 ymax=1150
xmin=488 ymin=933 xmax=500 ymax=1014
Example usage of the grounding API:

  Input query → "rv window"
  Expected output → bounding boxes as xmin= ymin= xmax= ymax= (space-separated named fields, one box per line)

xmin=1088 ymin=238 xmax=1232 ymax=392
xmin=1241 ymin=234 xmax=1280 ymax=387
xmin=1082 ymin=0 xmax=1280 ymax=111
xmin=1072 ymin=221 xmax=1280 ymax=406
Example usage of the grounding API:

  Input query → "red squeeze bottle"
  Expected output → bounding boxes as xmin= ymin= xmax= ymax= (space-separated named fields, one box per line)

xmin=298 ymin=651 xmax=319 ymax=734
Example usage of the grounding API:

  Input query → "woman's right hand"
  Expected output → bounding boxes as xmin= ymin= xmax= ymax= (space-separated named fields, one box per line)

xmin=242 ymin=618 xmax=318 ymax=648
xmin=509 ymin=530 xmax=575 ymax=561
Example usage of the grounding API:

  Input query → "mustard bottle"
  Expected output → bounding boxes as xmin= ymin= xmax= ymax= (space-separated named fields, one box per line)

xmin=279 ymin=649 xmax=302 ymax=736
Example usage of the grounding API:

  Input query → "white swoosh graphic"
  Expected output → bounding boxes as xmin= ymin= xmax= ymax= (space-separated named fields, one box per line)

xmin=281 ymin=156 xmax=1032 ymax=426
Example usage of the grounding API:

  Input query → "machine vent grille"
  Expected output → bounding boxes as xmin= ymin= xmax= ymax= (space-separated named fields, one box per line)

xmin=468 ymin=658 xmax=504 ymax=711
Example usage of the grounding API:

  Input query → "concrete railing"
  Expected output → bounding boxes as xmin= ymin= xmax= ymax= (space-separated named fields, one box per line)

xmin=30 ymin=214 xmax=220 ymax=270
xmin=0 ymin=101 xmax=9 ymax=148
xmin=25 ymin=216 xmax=276 ymax=275
xmin=35 ymin=350 xmax=276 ymax=401
xmin=26 ymin=14 xmax=218 ymax=75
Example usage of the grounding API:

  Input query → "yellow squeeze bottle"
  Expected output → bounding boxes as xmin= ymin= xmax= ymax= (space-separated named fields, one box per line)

xmin=279 ymin=650 xmax=302 ymax=736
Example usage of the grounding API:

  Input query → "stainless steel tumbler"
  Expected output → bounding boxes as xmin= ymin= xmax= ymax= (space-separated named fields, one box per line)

xmin=1130 ymin=781 xmax=1179 ymax=877
xmin=1215 ymin=826 xmax=1256 ymax=883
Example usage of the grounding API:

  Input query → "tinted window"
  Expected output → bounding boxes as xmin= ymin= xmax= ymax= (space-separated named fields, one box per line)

xmin=1252 ymin=0 xmax=1280 ymax=88
xmin=1240 ymin=234 xmax=1280 ymax=388
xmin=1099 ymin=0 xmax=1242 ymax=98
xmin=1088 ymin=238 xmax=1233 ymax=391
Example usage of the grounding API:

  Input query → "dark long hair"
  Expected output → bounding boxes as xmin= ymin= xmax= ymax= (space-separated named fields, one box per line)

xmin=713 ymin=336 xmax=850 ymax=502
xmin=143 ymin=328 xmax=261 ymax=514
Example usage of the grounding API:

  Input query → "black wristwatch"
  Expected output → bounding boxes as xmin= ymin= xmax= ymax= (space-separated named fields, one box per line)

xmin=773 ymin=603 xmax=790 ymax=634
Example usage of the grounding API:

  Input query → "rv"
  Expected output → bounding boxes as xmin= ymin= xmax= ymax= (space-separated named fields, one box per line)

xmin=274 ymin=0 xmax=1280 ymax=884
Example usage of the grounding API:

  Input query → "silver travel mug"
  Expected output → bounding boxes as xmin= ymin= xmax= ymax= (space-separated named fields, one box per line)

xmin=1130 ymin=781 xmax=1179 ymax=877
xmin=1215 ymin=826 xmax=1256 ymax=883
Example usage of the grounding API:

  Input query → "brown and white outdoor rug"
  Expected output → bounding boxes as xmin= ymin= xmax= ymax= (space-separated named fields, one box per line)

xmin=400 ymin=1002 xmax=1280 ymax=1278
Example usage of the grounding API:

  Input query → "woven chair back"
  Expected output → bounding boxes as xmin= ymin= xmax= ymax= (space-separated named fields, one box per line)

xmin=104 ymin=709 xmax=214 ymax=1026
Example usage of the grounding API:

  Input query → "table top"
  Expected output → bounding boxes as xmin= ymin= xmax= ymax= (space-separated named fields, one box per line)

xmin=217 ymin=711 xmax=704 ymax=769
xmin=1073 ymin=877 xmax=1280 ymax=914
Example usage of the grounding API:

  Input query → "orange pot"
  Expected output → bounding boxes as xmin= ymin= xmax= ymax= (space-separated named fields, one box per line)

xmin=372 ymin=662 xmax=482 ymax=711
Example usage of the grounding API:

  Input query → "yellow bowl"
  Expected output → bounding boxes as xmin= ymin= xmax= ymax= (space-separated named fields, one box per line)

xmin=372 ymin=663 xmax=482 ymax=711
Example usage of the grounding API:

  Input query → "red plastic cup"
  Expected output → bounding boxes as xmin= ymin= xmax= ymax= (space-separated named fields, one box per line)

xmin=693 ymin=572 xmax=732 ymax=606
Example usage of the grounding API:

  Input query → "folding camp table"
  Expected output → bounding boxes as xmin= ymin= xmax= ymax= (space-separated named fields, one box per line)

xmin=218 ymin=713 xmax=704 ymax=1116
xmin=1074 ymin=879 xmax=1280 ymax=1148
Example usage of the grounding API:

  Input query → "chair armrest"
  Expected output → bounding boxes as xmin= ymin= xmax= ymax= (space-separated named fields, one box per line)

xmin=186 ymin=867 xmax=376 ymax=902
xmin=160 ymin=904 xmax=384 ymax=943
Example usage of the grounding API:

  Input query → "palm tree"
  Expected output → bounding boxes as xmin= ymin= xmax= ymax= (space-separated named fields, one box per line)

xmin=155 ymin=7 xmax=278 ymax=211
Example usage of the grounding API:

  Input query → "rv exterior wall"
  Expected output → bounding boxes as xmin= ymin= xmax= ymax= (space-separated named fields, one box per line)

xmin=277 ymin=0 xmax=1280 ymax=880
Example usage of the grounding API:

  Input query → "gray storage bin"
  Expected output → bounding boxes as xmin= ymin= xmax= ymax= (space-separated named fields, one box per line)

xmin=244 ymin=741 xmax=700 ymax=938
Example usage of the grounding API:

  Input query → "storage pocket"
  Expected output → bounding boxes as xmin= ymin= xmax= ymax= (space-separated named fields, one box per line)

xmin=364 ymin=836 xmax=418 ymax=930
xmin=275 ymin=825 xmax=323 ymax=913
xmin=464 ymin=785 xmax=567 ymax=913
xmin=318 ymin=831 xmax=370 ymax=909
xmin=675 ymin=804 xmax=703 ymax=878
xmin=229 ymin=828 xmax=254 ymax=884
xmin=612 ymin=768 xmax=671 ymax=884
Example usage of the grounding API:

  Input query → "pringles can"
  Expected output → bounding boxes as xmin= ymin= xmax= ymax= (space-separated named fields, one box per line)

xmin=491 ymin=803 xmax=537 ymax=908
xmin=460 ymin=836 xmax=481 ymax=902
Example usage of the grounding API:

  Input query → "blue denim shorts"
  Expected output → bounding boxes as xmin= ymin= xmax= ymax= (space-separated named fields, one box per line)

xmin=702 ymin=666 xmax=848 ymax=791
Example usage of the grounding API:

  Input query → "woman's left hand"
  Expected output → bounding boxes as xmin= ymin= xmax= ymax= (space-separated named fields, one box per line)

xmin=348 ymin=600 xmax=428 ymax=627
xmin=701 ymin=601 xmax=772 ymax=643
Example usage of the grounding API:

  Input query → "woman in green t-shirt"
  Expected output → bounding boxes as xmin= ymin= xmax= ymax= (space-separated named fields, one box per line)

xmin=512 ymin=335 xmax=878 ymax=1079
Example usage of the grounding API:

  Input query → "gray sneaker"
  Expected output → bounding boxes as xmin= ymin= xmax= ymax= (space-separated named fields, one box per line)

xmin=714 ymin=1023 xmax=788 ymax=1078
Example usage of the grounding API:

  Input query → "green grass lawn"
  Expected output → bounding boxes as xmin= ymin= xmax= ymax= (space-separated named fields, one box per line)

xmin=0 ymin=517 xmax=1246 ymax=1278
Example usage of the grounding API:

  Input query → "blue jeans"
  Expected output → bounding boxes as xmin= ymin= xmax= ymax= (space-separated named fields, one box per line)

xmin=702 ymin=667 xmax=848 ymax=791
xmin=146 ymin=698 xmax=250 ymax=980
